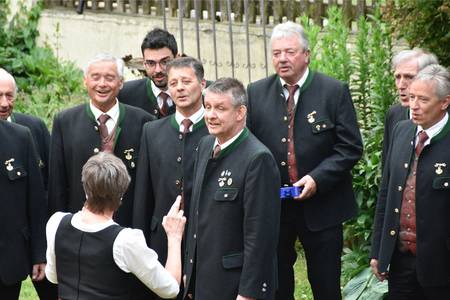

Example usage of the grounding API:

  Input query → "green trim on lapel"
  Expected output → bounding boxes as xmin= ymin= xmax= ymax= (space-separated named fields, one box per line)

xmin=431 ymin=116 xmax=450 ymax=143
xmin=145 ymin=77 xmax=158 ymax=105
xmin=299 ymin=70 xmax=315 ymax=93
xmin=170 ymin=115 xmax=206 ymax=131
xmin=114 ymin=103 xmax=126 ymax=143
xmin=10 ymin=112 xmax=16 ymax=122
xmin=193 ymin=118 xmax=206 ymax=130
xmin=170 ymin=114 xmax=179 ymax=131
xmin=216 ymin=127 xmax=249 ymax=159
xmin=85 ymin=102 xmax=96 ymax=121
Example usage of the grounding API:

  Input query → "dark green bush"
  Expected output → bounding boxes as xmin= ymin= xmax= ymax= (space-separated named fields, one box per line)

xmin=0 ymin=0 xmax=84 ymax=127
xmin=385 ymin=0 xmax=450 ymax=67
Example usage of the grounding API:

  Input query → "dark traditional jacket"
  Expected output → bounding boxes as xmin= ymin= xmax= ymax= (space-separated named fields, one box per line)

xmin=184 ymin=129 xmax=281 ymax=300
xmin=247 ymin=72 xmax=363 ymax=231
xmin=48 ymin=103 xmax=154 ymax=226
xmin=371 ymin=118 xmax=450 ymax=287
xmin=12 ymin=112 xmax=50 ymax=189
xmin=381 ymin=104 xmax=409 ymax=169
xmin=133 ymin=115 xmax=209 ymax=264
xmin=0 ymin=121 xmax=47 ymax=285
xmin=118 ymin=78 xmax=175 ymax=119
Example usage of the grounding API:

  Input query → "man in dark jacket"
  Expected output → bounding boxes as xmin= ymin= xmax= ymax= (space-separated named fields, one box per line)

xmin=184 ymin=78 xmax=280 ymax=300
xmin=48 ymin=53 xmax=154 ymax=227
xmin=0 ymin=68 xmax=56 ymax=299
xmin=371 ymin=64 xmax=450 ymax=299
xmin=133 ymin=57 xmax=209 ymax=299
xmin=381 ymin=49 xmax=438 ymax=168
xmin=247 ymin=21 xmax=363 ymax=299
xmin=118 ymin=28 xmax=178 ymax=118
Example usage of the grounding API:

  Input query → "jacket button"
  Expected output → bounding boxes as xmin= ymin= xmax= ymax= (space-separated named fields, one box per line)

xmin=444 ymin=182 xmax=449 ymax=187
xmin=262 ymin=288 xmax=267 ymax=292
xmin=394 ymin=208 xmax=399 ymax=213
xmin=179 ymin=134 xmax=183 ymax=140
xmin=177 ymin=156 xmax=182 ymax=163
xmin=281 ymin=161 xmax=286 ymax=166
xmin=154 ymin=109 xmax=158 ymax=114
xmin=190 ymin=259 xmax=193 ymax=264
xmin=390 ymin=230 xmax=396 ymax=236
xmin=175 ymin=179 xmax=181 ymax=186
xmin=93 ymin=148 xmax=99 ymax=153
xmin=281 ymin=138 xmax=287 ymax=143
xmin=193 ymin=234 xmax=196 ymax=239
xmin=404 ymin=163 xmax=408 ymax=168
xmin=94 ymin=126 xmax=99 ymax=131
xmin=398 ymin=186 xmax=403 ymax=191
xmin=283 ymin=116 xmax=288 ymax=121
xmin=17 ymin=171 xmax=21 ymax=176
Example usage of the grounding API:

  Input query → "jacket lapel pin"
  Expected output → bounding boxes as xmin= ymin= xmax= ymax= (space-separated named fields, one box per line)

xmin=434 ymin=163 xmax=446 ymax=175
xmin=307 ymin=111 xmax=316 ymax=123
xmin=124 ymin=149 xmax=134 ymax=161
xmin=5 ymin=158 xmax=14 ymax=171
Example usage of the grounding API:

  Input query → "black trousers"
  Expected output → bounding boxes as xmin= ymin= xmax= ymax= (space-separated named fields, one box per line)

xmin=0 ymin=280 xmax=21 ymax=300
xmin=275 ymin=205 xmax=343 ymax=300
xmin=32 ymin=277 xmax=58 ymax=300
xmin=388 ymin=249 xmax=450 ymax=300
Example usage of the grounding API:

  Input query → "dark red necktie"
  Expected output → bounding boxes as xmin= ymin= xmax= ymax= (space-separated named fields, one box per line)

xmin=285 ymin=84 xmax=299 ymax=184
xmin=159 ymin=92 xmax=169 ymax=116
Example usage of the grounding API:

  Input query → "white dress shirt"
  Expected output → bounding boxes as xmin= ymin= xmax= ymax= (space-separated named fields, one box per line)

xmin=45 ymin=211 xmax=179 ymax=299
xmin=416 ymin=112 xmax=448 ymax=146
xmin=90 ymin=100 xmax=120 ymax=135
xmin=175 ymin=106 xmax=205 ymax=133
xmin=151 ymin=80 xmax=174 ymax=109
xmin=280 ymin=67 xmax=310 ymax=105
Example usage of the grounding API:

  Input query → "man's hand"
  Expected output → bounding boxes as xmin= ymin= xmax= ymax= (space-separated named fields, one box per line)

xmin=370 ymin=259 xmax=387 ymax=281
xmin=162 ymin=196 xmax=186 ymax=242
xmin=294 ymin=175 xmax=317 ymax=201
xmin=32 ymin=263 xmax=46 ymax=281
xmin=236 ymin=295 xmax=255 ymax=300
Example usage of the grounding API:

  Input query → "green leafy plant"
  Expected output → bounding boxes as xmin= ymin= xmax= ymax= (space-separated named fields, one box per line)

xmin=1 ymin=0 xmax=85 ymax=127
xmin=384 ymin=0 xmax=450 ymax=67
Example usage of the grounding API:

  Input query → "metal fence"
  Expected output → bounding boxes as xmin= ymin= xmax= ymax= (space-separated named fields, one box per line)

xmin=44 ymin=0 xmax=377 ymax=82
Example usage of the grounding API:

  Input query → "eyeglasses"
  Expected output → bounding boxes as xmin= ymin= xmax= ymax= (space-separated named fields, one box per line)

xmin=144 ymin=58 xmax=172 ymax=69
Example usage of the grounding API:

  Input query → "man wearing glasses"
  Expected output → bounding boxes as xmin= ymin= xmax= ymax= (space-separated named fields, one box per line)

xmin=119 ymin=28 xmax=178 ymax=118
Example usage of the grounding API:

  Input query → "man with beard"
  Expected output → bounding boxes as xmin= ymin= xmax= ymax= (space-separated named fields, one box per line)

xmin=119 ymin=28 xmax=178 ymax=118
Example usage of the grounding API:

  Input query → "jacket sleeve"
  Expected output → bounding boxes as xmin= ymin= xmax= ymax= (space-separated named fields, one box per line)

xmin=239 ymin=152 xmax=280 ymax=298
xmin=132 ymin=124 xmax=155 ymax=238
xmin=308 ymin=84 xmax=363 ymax=193
xmin=26 ymin=129 xmax=47 ymax=264
xmin=48 ymin=114 xmax=68 ymax=216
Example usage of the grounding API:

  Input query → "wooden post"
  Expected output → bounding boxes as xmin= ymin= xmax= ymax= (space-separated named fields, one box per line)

xmin=248 ymin=0 xmax=256 ymax=23
xmin=104 ymin=0 xmax=113 ymax=12
xmin=356 ymin=0 xmax=366 ymax=19
xmin=342 ymin=0 xmax=353 ymax=27
xmin=232 ymin=0 xmax=243 ymax=22
xmin=129 ymin=0 xmax=138 ymax=14
xmin=117 ymin=0 xmax=126 ymax=13
xmin=272 ymin=0 xmax=283 ymax=24
xmin=142 ymin=0 xmax=151 ymax=15
xmin=313 ymin=0 xmax=324 ymax=26
xmin=220 ymin=0 xmax=228 ymax=21
xmin=91 ymin=0 xmax=98 ymax=12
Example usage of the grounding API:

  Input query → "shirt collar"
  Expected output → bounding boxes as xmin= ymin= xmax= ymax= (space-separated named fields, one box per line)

xmin=279 ymin=67 xmax=309 ymax=90
xmin=417 ymin=112 xmax=449 ymax=145
xmin=175 ymin=106 xmax=205 ymax=128
xmin=151 ymin=79 xmax=173 ymax=106
xmin=90 ymin=99 xmax=120 ymax=124
xmin=6 ymin=115 xmax=12 ymax=122
xmin=214 ymin=128 xmax=244 ymax=151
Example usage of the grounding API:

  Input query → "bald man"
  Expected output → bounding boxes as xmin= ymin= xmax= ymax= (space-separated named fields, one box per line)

xmin=0 ymin=68 xmax=57 ymax=299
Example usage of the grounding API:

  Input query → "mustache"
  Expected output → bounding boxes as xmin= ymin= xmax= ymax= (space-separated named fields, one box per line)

xmin=152 ymin=72 xmax=166 ymax=78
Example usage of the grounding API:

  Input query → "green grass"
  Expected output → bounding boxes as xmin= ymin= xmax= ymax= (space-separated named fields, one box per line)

xmin=20 ymin=251 xmax=314 ymax=300
xmin=19 ymin=277 xmax=38 ymax=300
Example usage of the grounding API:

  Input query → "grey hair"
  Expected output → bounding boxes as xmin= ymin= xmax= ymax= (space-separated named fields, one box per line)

xmin=82 ymin=152 xmax=131 ymax=214
xmin=413 ymin=64 xmax=450 ymax=100
xmin=0 ymin=68 xmax=18 ymax=96
xmin=205 ymin=77 xmax=247 ymax=107
xmin=392 ymin=48 xmax=438 ymax=71
xmin=166 ymin=56 xmax=204 ymax=82
xmin=84 ymin=53 xmax=124 ymax=79
xmin=270 ymin=21 xmax=309 ymax=51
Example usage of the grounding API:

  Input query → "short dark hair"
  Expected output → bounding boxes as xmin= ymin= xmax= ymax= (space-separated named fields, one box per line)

xmin=205 ymin=77 xmax=247 ymax=107
xmin=141 ymin=28 xmax=178 ymax=57
xmin=166 ymin=57 xmax=204 ymax=82
xmin=82 ymin=152 xmax=131 ymax=214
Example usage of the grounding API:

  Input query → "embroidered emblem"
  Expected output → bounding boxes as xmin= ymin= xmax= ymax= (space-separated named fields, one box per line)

xmin=218 ymin=170 xmax=232 ymax=187
xmin=124 ymin=149 xmax=134 ymax=161
xmin=4 ymin=158 xmax=14 ymax=171
xmin=307 ymin=111 xmax=316 ymax=123
xmin=434 ymin=163 xmax=446 ymax=175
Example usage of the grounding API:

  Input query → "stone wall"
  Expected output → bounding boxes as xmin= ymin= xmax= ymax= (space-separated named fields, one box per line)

xmin=37 ymin=8 xmax=275 ymax=85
